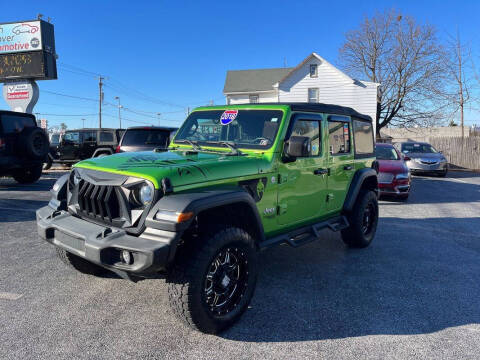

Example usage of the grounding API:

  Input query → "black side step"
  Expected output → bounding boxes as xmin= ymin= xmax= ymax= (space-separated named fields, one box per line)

xmin=260 ymin=216 xmax=349 ymax=250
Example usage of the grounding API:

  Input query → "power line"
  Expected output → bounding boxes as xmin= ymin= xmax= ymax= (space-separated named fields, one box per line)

xmin=57 ymin=62 xmax=102 ymax=77
xmin=42 ymin=90 xmax=99 ymax=102
xmin=34 ymin=113 xmax=97 ymax=116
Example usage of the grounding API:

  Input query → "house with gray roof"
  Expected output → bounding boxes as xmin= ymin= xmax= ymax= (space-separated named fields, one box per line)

xmin=223 ymin=53 xmax=379 ymax=128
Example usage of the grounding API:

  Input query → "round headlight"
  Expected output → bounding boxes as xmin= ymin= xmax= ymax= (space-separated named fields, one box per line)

xmin=139 ymin=184 xmax=154 ymax=205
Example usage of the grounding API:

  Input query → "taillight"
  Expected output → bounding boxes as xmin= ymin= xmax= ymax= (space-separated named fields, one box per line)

xmin=115 ymin=145 xmax=121 ymax=153
xmin=0 ymin=138 xmax=5 ymax=150
xmin=403 ymin=156 xmax=411 ymax=161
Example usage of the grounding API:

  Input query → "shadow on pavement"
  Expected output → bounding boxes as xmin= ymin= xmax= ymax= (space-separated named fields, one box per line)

xmin=0 ymin=171 xmax=67 ymax=192
xmin=0 ymin=198 xmax=48 ymax=222
xmin=379 ymin=175 xmax=480 ymax=205
xmin=221 ymin=215 xmax=479 ymax=342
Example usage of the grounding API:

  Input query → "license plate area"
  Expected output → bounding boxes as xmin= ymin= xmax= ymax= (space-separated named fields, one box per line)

xmin=55 ymin=230 xmax=86 ymax=252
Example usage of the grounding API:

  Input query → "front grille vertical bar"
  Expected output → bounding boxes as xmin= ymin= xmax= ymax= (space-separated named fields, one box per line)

xmin=96 ymin=186 xmax=106 ymax=220
xmin=104 ymin=186 xmax=113 ymax=222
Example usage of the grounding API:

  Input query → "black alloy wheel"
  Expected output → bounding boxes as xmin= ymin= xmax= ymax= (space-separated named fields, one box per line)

xmin=203 ymin=247 xmax=249 ymax=316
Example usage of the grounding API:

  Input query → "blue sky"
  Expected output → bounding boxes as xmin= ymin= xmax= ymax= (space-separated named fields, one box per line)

xmin=1 ymin=0 xmax=479 ymax=129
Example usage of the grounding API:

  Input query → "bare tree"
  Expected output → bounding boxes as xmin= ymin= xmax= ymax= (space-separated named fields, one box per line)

xmin=339 ymin=10 xmax=447 ymax=136
xmin=441 ymin=31 xmax=474 ymax=138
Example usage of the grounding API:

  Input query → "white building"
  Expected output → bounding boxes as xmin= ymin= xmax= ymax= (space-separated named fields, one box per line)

xmin=223 ymin=52 xmax=379 ymax=127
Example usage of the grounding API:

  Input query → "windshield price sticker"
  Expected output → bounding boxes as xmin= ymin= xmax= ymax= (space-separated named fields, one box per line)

xmin=220 ymin=110 xmax=238 ymax=125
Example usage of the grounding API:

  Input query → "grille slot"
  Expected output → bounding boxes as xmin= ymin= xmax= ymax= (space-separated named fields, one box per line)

xmin=77 ymin=180 xmax=120 ymax=223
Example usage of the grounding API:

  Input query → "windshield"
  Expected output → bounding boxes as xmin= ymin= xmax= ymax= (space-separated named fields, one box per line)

xmin=50 ymin=134 xmax=60 ymax=145
xmin=174 ymin=110 xmax=283 ymax=149
xmin=375 ymin=146 xmax=399 ymax=160
xmin=64 ymin=132 xmax=80 ymax=144
xmin=401 ymin=143 xmax=437 ymax=154
xmin=122 ymin=129 xmax=170 ymax=147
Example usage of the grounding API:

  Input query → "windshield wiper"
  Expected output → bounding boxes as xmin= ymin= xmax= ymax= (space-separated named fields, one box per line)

xmin=179 ymin=139 xmax=202 ymax=151
xmin=219 ymin=141 xmax=242 ymax=155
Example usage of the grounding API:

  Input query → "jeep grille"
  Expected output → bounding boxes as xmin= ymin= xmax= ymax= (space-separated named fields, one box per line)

xmin=77 ymin=180 xmax=121 ymax=223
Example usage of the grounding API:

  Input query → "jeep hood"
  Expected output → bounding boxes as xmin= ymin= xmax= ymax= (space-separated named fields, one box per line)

xmin=75 ymin=150 xmax=265 ymax=189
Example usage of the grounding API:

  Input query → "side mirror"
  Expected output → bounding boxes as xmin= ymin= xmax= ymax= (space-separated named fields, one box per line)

xmin=285 ymin=136 xmax=311 ymax=159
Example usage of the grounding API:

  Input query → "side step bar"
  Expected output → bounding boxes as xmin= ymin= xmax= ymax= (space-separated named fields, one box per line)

xmin=260 ymin=216 xmax=349 ymax=250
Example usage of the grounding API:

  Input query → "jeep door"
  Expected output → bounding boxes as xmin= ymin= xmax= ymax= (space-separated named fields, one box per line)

xmin=81 ymin=131 xmax=97 ymax=159
xmin=326 ymin=115 xmax=354 ymax=213
xmin=59 ymin=131 xmax=81 ymax=160
xmin=277 ymin=113 xmax=328 ymax=226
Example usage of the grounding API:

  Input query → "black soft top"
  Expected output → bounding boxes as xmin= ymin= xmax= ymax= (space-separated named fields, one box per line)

xmin=262 ymin=102 xmax=372 ymax=122
xmin=0 ymin=110 xmax=36 ymax=119
xmin=126 ymin=126 xmax=178 ymax=131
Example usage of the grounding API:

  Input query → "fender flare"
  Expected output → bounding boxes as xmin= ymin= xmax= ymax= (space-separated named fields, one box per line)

xmin=343 ymin=168 xmax=378 ymax=212
xmin=144 ymin=189 xmax=265 ymax=261
xmin=92 ymin=148 xmax=113 ymax=157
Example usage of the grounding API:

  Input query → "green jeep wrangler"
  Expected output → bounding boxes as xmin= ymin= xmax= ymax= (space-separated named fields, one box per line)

xmin=37 ymin=103 xmax=378 ymax=333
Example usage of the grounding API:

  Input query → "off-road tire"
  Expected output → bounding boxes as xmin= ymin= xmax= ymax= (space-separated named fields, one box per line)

xmin=341 ymin=190 xmax=378 ymax=248
xmin=56 ymin=248 xmax=106 ymax=276
xmin=167 ymin=227 xmax=258 ymax=334
xmin=12 ymin=164 xmax=43 ymax=184
xmin=18 ymin=127 xmax=49 ymax=159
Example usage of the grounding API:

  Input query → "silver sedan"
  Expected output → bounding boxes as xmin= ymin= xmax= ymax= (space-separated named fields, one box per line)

xmin=395 ymin=142 xmax=448 ymax=177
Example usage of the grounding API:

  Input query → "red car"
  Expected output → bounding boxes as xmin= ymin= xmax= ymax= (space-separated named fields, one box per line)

xmin=375 ymin=143 xmax=411 ymax=199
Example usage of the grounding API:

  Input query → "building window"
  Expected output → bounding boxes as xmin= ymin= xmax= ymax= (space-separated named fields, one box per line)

xmin=309 ymin=64 xmax=318 ymax=77
xmin=249 ymin=94 xmax=259 ymax=104
xmin=308 ymin=88 xmax=319 ymax=103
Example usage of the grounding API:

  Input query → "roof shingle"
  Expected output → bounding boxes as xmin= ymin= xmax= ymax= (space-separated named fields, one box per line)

xmin=223 ymin=67 xmax=293 ymax=93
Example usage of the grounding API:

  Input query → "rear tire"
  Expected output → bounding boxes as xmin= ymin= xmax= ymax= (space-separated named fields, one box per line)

xmin=341 ymin=190 xmax=379 ymax=248
xmin=12 ymin=164 xmax=42 ymax=184
xmin=167 ymin=226 xmax=258 ymax=334
xmin=56 ymin=248 xmax=106 ymax=276
xmin=18 ymin=127 xmax=49 ymax=160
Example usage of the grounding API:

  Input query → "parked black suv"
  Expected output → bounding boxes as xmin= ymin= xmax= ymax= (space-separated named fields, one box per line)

xmin=54 ymin=128 xmax=124 ymax=166
xmin=116 ymin=126 xmax=178 ymax=153
xmin=0 ymin=110 xmax=49 ymax=183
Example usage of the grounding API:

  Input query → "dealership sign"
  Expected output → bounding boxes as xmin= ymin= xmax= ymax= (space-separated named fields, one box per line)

xmin=2 ymin=79 xmax=39 ymax=113
xmin=0 ymin=21 xmax=43 ymax=54
xmin=0 ymin=20 xmax=57 ymax=82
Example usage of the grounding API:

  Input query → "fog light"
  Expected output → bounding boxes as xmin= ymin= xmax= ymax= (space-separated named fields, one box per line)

xmin=121 ymin=250 xmax=133 ymax=265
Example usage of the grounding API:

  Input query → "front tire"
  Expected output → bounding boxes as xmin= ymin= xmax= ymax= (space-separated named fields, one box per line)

xmin=56 ymin=248 xmax=106 ymax=276
xmin=341 ymin=190 xmax=379 ymax=248
xmin=167 ymin=227 xmax=258 ymax=334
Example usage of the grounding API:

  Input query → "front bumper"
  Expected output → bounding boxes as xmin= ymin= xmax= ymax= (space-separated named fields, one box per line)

xmin=379 ymin=184 xmax=410 ymax=196
xmin=37 ymin=205 xmax=179 ymax=278
xmin=406 ymin=160 xmax=447 ymax=173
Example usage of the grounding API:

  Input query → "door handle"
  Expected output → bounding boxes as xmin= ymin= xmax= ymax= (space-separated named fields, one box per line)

xmin=344 ymin=165 xmax=353 ymax=171
xmin=314 ymin=168 xmax=328 ymax=175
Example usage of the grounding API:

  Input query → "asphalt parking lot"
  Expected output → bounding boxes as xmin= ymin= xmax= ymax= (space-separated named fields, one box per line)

xmin=1 ymin=170 xmax=479 ymax=359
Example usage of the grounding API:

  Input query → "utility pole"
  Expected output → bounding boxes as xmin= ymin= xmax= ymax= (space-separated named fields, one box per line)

xmin=157 ymin=113 xmax=161 ymax=126
xmin=98 ymin=76 xmax=104 ymax=129
xmin=81 ymin=118 xmax=85 ymax=128
xmin=114 ymin=96 xmax=122 ymax=128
